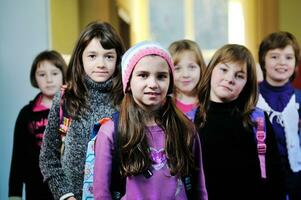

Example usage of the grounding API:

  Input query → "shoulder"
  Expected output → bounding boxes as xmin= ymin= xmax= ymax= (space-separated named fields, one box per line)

xmin=52 ymin=90 xmax=63 ymax=107
xmin=294 ymin=88 xmax=301 ymax=102
xmin=251 ymin=107 xmax=266 ymax=119
xmin=98 ymin=119 xmax=115 ymax=140
xmin=18 ymin=100 xmax=35 ymax=118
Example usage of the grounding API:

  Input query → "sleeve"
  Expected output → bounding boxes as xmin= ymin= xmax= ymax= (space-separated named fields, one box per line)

xmin=193 ymin=133 xmax=208 ymax=200
xmin=264 ymin=112 xmax=286 ymax=200
xmin=93 ymin=120 xmax=115 ymax=200
xmin=39 ymin=92 xmax=72 ymax=199
xmin=9 ymin=106 xmax=28 ymax=197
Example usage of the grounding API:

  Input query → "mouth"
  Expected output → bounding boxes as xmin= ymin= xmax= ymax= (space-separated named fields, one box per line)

xmin=275 ymin=68 xmax=287 ymax=73
xmin=220 ymin=85 xmax=232 ymax=92
xmin=181 ymin=80 xmax=191 ymax=85
xmin=144 ymin=92 xmax=160 ymax=96
xmin=93 ymin=71 xmax=108 ymax=75
xmin=46 ymin=86 xmax=56 ymax=89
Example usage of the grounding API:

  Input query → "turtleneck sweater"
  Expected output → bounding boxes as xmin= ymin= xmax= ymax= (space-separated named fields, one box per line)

xmin=40 ymin=76 xmax=117 ymax=200
xmin=198 ymin=101 xmax=285 ymax=200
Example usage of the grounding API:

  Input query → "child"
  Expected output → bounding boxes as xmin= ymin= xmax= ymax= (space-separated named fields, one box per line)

xmin=168 ymin=39 xmax=206 ymax=121
xmin=39 ymin=21 xmax=125 ymax=200
xmin=196 ymin=44 xmax=285 ymax=200
xmin=257 ymin=31 xmax=301 ymax=200
xmin=9 ymin=50 xmax=67 ymax=200
xmin=93 ymin=41 xmax=208 ymax=200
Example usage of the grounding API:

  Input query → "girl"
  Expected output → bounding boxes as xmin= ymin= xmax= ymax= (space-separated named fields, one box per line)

xmin=39 ymin=21 xmax=125 ymax=200
xmin=196 ymin=44 xmax=285 ymax=200
xmin=257 ymin=31 xmax=301 ymax=200
xmin=168 ymin=39 xmax=206 ymax=121
xmin=9 ymin=50 xmax=67 ymax=200
xmin=93 ymin=41 xmax=208 ymax=200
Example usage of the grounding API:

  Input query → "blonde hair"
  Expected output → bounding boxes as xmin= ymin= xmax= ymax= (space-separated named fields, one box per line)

xmin=168 ymin=39 xmax=206 ymax=97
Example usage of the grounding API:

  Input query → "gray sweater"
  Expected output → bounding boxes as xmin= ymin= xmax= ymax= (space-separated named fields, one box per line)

xmin=39 ymin=76 xmax=117 ymax=200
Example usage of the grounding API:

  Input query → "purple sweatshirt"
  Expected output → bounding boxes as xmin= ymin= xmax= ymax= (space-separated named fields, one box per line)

xmin=93 ymin=120 xmax=208 ymax=200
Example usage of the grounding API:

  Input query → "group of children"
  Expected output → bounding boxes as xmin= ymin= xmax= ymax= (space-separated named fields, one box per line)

xmin=9 ymin=21 xmax=301 ymax=200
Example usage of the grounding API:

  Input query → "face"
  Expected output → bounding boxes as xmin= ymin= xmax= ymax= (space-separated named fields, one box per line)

xmin=35 ymin=60 xmax=63 ymax=98
xmin=174 ymin=51 xmax=201 ymax=97
xmin=264 ymin=45 xmax=296 ymax=86
xmin=82 ymin=38 xmax=117 ymax=82
xmin=210 ymin=62 xmax=247 ymax=103
xmin=129 ymin=56 xmax=170 ymax=111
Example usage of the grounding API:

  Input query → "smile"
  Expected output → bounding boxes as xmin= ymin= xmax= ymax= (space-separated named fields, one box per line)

xmin=275 ymin=68 xmax=287 ymax=73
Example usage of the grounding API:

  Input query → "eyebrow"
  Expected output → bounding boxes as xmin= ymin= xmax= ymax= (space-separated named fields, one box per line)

xmin=134 ymin=70 xmax=169 ymax=74
xmin=223 ymin=62 xmax=246 ymax=73
xmin=85 ymin=49 xmax=116 ymax=54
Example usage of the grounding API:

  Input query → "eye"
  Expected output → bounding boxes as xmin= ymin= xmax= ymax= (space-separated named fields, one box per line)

xmin=37 ymin=73 xmax=45 ymax=77
xmin=188 ymin=64 xmax=198 ymax=69
xmin=157 ymin=73 xmax=168 ymax=80
xmin=219 ymin=67 xmax=227 ymax=72
xmin=286 ymin=55 xmax=294 ymax=60
xmin=138 ymin=73 xmax=148 ymax=79
xmin=174 ymin=65 xmax=181 ymax=71
xmin=88 ymin=54 xmax=96 ymax=60
xmin=235 ymin=73 xmax=246 ymax=80
xmin=52 ymin=71 xmax=60 ymax=76
xmin=105 ymin=54 xmax=116 ymax=61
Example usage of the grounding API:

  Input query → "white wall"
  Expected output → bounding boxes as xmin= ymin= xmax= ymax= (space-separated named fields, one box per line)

xmin=0 ymin=0 xmax=50 ymax=199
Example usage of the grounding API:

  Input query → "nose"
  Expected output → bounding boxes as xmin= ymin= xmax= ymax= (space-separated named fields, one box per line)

xmin=148 ymin=76 xmax=159 ymax=89
xmin=182 ymin=68 xmax=189 ymax=77
xmin=225 ymin=72 xmax=235 ymax=84
xmin=46 ymin=73 xmax=53 ymax=82
xmin=96 ymin=57 xmax=105 ymax=68
xmin=279 ymin=56 xmax=287 ymax=65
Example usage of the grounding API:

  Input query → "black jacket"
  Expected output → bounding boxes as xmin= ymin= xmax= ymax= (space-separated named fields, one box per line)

xmin=9 ymin=93 xmax=54 ymax=200
xmin=196 ymin=101 xmax=286 ymax=200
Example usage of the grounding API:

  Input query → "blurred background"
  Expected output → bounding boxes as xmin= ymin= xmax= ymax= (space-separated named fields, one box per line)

xmin=1 ymin=0 xmax=300 ymax=199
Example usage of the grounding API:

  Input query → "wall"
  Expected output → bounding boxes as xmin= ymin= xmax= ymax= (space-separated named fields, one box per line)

xmin=51 ymin=0 xmax=80 ymax=54
xmin=279 ymin=0 xmax=301 ymax=44
xmin=79 ymin=0 xmax=119 ymax=30
xmin=0 ymin=0 xmax=50 ymax=199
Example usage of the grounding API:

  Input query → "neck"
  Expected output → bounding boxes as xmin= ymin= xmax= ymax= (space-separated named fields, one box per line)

xmin=176 ymin=92 xmax=198 ymax=104
xmin=41 ymin=95 xmax=53 ymax=108
xmin=266 ymin=77 xmax=289 ymax=87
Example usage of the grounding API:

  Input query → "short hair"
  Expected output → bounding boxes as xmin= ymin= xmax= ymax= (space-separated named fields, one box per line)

xmin=258 ymin=31 xmax=301 ymax=81
xmin=30 ymin=50 xmax=67 ymax=88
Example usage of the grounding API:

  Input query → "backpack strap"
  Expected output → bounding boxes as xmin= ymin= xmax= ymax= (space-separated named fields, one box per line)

xmin=109 ymin=112 xmax=154 ymax=199
xmin=58 ymin=87 xmax=71 ymax=135
xmin=58 ymin=87 xmax=72 ymax=155
xmin=252 ymin=108 xmax=267 ymax=179
xmin=110 ymin=112 xmax=126 ymax=200
xmin=182 ymin=175 xmax=194 ymax=200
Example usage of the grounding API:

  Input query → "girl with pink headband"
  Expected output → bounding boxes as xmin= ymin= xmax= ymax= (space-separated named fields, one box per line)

xmin=93 ymin=41 xmax=208 ymax=200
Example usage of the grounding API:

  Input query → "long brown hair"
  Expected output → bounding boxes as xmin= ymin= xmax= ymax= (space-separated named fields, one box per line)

xmin=197 ymin=44 xmax=258 ymax=129
xmin=64 ymin=21 xmax=125 ymax=117
xmin=118 ymin=94 xmax=196 ymax=177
